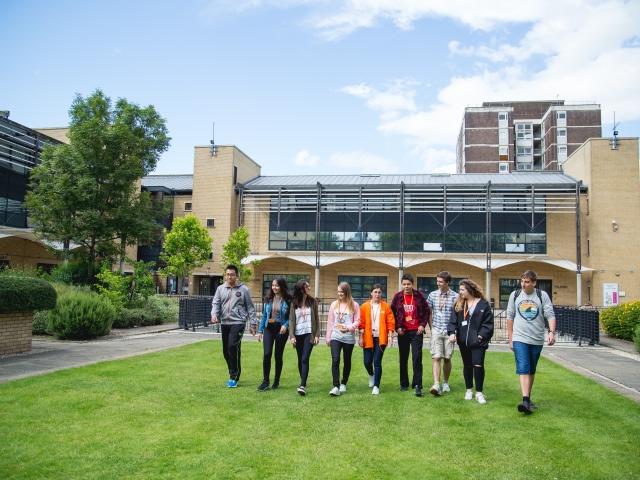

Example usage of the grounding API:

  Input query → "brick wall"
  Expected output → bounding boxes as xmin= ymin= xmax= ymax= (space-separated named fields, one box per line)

xmin=0 ymin=311 xmax=33 ymax=355
xmin=0 ymin=237 xmax=60 ymax=270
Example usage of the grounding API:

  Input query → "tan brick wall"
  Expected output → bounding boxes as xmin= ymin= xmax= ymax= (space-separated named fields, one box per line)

xmin=0 ymin=237 xmax=60 ymax=270
xmin=0 ymin=311 xmax=33 ymax=355
xmin=563 ymin=138 xmax=640 ymax=305
xmin=173 ymin=194 xmax=194 ymax=219
xmin=34 ymin=127 xmax=70 ymax=144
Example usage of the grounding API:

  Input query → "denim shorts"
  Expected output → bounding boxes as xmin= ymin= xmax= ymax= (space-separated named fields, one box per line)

xmin=513 ymin=341 xmax=543 ymax=375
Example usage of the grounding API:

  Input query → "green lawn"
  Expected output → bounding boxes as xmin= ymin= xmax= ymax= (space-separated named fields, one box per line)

xmin=1 ymin=341 xmax=639 ymax=479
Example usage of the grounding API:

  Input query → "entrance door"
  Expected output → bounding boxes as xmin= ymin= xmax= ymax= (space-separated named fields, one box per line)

xmin=536 ymin=279 xmax=552 ymax=300
xmin=198 ymin=276 xmax=222 ymax=296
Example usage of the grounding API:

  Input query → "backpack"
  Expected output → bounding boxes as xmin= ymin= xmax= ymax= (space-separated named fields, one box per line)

xmin=514 ymin=288 xmax=543 ymax=305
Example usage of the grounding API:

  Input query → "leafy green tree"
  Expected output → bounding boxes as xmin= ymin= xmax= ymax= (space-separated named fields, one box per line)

xmin=159 ymin=215 xmax=213 ymax=294
xmin=25 ymin=89 xmax=171 ymax=279
xmin=219 ymin=226 xmax=259 ymax=282
xmin=95 ymin=259 xmax=157 ymax=308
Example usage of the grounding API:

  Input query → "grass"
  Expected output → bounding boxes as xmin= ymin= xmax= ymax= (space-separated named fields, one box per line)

xmin=1 ymin=341 xmax=639 ymax=479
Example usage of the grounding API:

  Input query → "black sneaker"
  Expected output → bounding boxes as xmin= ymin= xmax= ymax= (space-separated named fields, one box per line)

xmin=257 ymin=382 xmax=270 ymax=392
xmin=271 ymin=382 xmax=279 ymax=390
xmin=399 ymin=386 xmax=408 ymax=391
xmin=414 ymin=386 xmax=423 ymax=397
xmin=518 ymin=401 xmax=532 ymax=414
xmin=528 ymin=400 xmax=537 ymax=410
xmin=297 ymin=385 xmax=306 ymax=396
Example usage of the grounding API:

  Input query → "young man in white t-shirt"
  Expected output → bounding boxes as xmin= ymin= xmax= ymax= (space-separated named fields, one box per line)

xmin=507 ymin=270 xmax=556 ymax=414
xmin=426 ymin=271 xmax=458 ymax=396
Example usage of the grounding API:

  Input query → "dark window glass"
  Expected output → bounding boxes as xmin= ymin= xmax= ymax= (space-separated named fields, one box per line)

xmin=338 ymin=275 xmax=388 ymax=304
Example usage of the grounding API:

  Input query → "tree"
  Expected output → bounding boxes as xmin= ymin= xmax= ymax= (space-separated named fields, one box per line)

xmin=219 ymin=226 xmax=259 ymax=282
xmin=159 ymin=215 xmax=213 ymax=294
xmin=95 ymin=259 xmax=157 ymax=309
xmin=24 ymin=89 xmax=171 ymax=279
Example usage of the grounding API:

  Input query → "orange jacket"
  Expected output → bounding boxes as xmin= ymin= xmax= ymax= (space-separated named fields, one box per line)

xmin=359 ymin=300 xmax=395 ymax=348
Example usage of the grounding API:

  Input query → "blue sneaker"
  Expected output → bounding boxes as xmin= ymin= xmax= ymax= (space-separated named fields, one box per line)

xmin=226 ymin=380 xmax=238 ymax=388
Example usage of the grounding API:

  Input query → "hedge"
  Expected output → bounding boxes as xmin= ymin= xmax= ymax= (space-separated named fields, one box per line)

xmin=600 ymin=301 xmax=640 ymax=341
xmin=0 ymin=277 xmax=57 ymax=314
xmin=634 ymin=324 xmax=640 ymax=353
xmin=48 ymin=293 xmax=117 ymax=340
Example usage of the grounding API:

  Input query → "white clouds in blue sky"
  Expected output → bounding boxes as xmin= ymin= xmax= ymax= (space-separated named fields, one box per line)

xmin=2 ymin=0 xmax=639 ymax=176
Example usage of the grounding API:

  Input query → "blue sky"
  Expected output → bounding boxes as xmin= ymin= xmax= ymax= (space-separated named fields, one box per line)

xmin=2 ymin=0 xmax=639 ymax=176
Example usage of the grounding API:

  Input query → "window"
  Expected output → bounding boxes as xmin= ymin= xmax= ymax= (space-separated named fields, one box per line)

xmin=37 ymin=263 xmax=56 ymax=274
xmin=206 ymin=218 xmax=215 ymax=228
xmin=516 ymin=124 xmax=532 ymax=140
xmin=556 ymin=111 xmax=567 ymax=127
xmin=499 ymin=129 xmax=508 ymax=145
xmin=499 ymin=162 xmax=509 ymax=173
xmin=558 ymin=146 xmax=567 ymax=163
xmin=184 ymin=202 xmax=192 ymax=211
xmin=499 ymin=146 xmax=508 ymax=160
xmin=417 ymin=277 xmax=465 ymax=296
xmin=557 ymin=128 xmax=567 ymax=144
xmin=233 ymin=166 xmax=238 ymax=185
xmin=338 ymin=275 xmax=388 ymax=303
xmin=498 ymin=112 xmax=508 ymax=128
xmin=208 ymin=251 xmax=213 ymax=260
xmin=587 ymin=239 xmax=590 ymax=256
xmin=262 ymin=274 xmax=310 ymax=298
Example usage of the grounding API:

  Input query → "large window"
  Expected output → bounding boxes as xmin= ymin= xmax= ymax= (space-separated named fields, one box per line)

xmin=262 ymin=274 xmax=310 ymax=298
xmin=270 ymin=212 xmax=546 ymax=254
xmin=499 ymin=278 xmax=552 ymax=308
xmin=338 ymin=275 xmax=388 ymax=303
xmin=417 ymin=277 xmax=465 ymax=297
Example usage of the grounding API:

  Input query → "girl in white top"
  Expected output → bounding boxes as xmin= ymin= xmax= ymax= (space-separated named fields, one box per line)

xmin=326 ymin=282 xmax=360 ymax=396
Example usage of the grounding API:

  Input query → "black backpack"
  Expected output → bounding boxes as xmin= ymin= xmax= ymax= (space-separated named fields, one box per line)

xmin=514 ymin=288 xmax=544 ymax=305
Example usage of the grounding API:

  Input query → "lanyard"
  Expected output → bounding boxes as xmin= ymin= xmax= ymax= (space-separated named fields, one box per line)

xmin=336 ymin=302 xmax=348 ymax=322
xmin=271 ymin=297 xmax=282 ymax=319
xmin=463 ymin=299 xmax=476 ymax=321
xmin=438 ymin=290 xmax=449 ymax=311
xmin=403 ymin=293 xmax=414 ymax=312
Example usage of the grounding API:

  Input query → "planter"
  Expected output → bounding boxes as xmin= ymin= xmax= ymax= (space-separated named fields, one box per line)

xmin=0 ymin=311 xmax=34 ymax=355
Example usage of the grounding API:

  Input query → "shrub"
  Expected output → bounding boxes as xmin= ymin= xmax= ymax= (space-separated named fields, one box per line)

xmin=32 ymin=311 xmax=51 ymax=335
xmin=0 ymin=277 xmax=57 ymax=314
xmin=50 ymin=261 xmax=93 ymax=285
xmin=600 ymin=301 xmax=640 ymax=341
xmin=147 ymin=295 xmax=179 ymax=324
xmin=48 ymin=293 xmax=117 ymax=340
xmin=634 ymin=323 xmax=640 ymax=353
xmin=113 ymin=308 xmax=150 ymax=328
xmin=95 ymin=259 xmax=157 ymax=309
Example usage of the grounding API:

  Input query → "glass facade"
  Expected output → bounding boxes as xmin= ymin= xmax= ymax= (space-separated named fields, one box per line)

xmin=338 ymin=275 xmax=388 ymax=303
xmin=269 ymin=212 xmax=546 ymax=254
xmin=262 ymin=274 xmax=311 ymax=298
xmin=417 ymin=277 xmax=465 ymax=297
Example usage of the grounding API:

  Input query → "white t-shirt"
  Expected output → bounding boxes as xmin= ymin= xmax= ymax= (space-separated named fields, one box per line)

xmin=295 ymin=306 xmax=312 ymax=335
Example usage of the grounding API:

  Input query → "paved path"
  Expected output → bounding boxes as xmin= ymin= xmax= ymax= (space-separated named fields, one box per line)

xmin=2 ymin=325 xmax=640 ymax=403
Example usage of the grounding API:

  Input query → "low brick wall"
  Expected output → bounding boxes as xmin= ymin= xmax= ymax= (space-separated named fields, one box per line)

xmin=0 ymin=311 xmax=34 ymax=355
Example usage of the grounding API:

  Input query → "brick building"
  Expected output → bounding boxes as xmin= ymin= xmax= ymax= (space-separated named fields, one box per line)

xmin=457 ymin=101 xmax=601 ymax=174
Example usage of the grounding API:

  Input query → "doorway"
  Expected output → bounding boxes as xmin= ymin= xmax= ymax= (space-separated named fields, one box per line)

xmin=198 ymin=276 xmax=222 ymax=296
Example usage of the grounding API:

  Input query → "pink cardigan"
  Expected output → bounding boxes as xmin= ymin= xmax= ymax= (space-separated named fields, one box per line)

xmin=326 ymin=301 xmax=360 ymax=342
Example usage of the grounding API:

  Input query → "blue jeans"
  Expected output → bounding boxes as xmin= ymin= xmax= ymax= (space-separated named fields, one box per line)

xmin=363 ymin=337 xmax=386 ymax=388
xmin=513 ymin=341 xmax=543 ymax=375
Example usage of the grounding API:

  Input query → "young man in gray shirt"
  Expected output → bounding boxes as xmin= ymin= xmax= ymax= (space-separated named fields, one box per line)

xmin=507 ymin=270 xmax=556 ymax=414
xmin=211 ymin=265 xmax=257 ymax=388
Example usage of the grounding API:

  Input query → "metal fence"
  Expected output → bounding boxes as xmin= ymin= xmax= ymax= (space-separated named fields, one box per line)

xmin=176 ymin=296 xmax=602 ymax=345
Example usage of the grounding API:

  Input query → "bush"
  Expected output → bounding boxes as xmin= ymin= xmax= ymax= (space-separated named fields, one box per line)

xmin=634 ymin=324 xmax=640 ymax=353
xmin=95 ymin=259 xmax=157 ymax=309
xmin=147 ymin=295 xmax=179 ymax=324
xmin=113 ymin=308 xmax=149 ymax=328
xmin=32 ymin=311 xmax=51 ymax=335
xmin=0 ymin=277 xmax=57 ymax=314
xmin=50 ymin=261 xmax=93 ymax=285
xmin=600 ymin=301 xmax=640 ymax=341
xmin=48 ymin=293 xmax=117 ymax=340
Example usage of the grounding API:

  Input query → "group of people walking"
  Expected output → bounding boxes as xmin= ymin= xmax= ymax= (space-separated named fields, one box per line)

xmin=211 ymin=265 xmax=556 ymax=414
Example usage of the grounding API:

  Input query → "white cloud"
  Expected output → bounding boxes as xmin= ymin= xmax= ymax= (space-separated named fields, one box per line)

xmin=294 ymin=149 xmax=319 ymax=167
xmin=329 ymin=151 xmax=398 ymax=173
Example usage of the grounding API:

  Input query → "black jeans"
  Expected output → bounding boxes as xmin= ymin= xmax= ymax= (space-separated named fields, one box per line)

xmin=330 ymin=340 xmax=355 ymax=388
xmin=221 ymin=324 xmax=244 ymax=382
xmin=295 ymin=333 xmax=315 ymax=387
xmin=262 ymin=322 xmax=288 ymax=384
xmin=459 ymin=346 xmax=486 ymax=392
xmin=398 ymin=329 xmax=423 ymax=389
xmin=363 ymin=337 xmax=386 ymax=388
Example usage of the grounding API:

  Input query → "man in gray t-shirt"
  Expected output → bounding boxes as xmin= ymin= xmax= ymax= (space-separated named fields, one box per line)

xmin=507 ymin=270 xmax=556 ymax=415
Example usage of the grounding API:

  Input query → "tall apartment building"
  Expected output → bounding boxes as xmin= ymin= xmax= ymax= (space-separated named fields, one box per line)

xmin=457 ymin=101 xmax=601 ymax=173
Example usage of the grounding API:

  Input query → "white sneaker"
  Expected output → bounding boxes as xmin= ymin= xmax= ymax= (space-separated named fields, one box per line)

xmin=372 ymin=386 xmax=380 ymax=395
xmin=368 ymin=375 xmax=375 ymax=388
xmin=476 ymin=392 xmax=486 ymax=404
xmin=464 ymin=390 xmax=473 ymax=401
xmin=330 ymin=387 xmax=340 ymax=396
xmin=429 ymin=384 xmax=442 ymax=396
xmin=340 ymin=384 xmax=347 ymax=393
xmin=442 ymin=382 xmax=450 ymax=393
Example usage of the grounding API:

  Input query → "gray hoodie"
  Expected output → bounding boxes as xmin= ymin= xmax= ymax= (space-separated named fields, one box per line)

xmin=211 ymin=281 xmax=258 ymax=327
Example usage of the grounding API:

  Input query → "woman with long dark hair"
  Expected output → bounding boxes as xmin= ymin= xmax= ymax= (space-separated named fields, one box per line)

xmin=326 ymin=282 xmax=360 ymax=396
xmin=358 ymin=284 xmax=395 ymax=395
xmin=289 ymin=279 xmax=320 ymax=396
xmin=257 ymin=277 xmax=293 ymax=391
xmin=447 ymin=279 xmax=494 ymax=404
